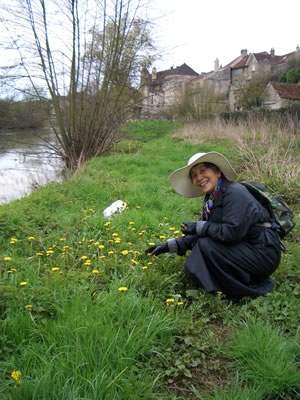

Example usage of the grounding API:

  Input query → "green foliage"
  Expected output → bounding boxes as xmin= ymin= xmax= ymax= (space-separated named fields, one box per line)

xmin=228 ymin=320 xmax=300 ymax=397
xmin=279 ymin=67 xmax=300 ymax=83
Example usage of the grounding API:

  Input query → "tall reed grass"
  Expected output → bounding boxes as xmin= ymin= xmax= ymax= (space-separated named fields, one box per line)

xmin=173 ymin=118 xmax=300 ymax=203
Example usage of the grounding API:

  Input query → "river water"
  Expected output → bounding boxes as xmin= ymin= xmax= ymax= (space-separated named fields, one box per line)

xmin=0 ymin=128 xmax=64 ymax=204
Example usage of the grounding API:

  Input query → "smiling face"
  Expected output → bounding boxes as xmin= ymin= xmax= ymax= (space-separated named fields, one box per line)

xmin=190 ymin=163 xmax=222 ymax=195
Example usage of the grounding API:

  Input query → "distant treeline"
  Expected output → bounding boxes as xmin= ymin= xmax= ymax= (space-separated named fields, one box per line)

xmin=0 ymin=99 xmax=50 ymax=130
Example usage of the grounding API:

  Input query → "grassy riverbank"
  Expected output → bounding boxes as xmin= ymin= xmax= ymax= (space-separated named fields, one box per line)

xmin=0 ymin=120 xmax=299 ymax=399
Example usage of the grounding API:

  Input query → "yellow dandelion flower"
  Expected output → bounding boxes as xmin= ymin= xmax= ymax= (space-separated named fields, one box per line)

xmin=177 ymin=301 xmax=184 ymax=305
xmin=83 ymin=260 xmax=92 ymax=266
xmin=27 ymin=236 xmax=35 ymax=241
xmin=59 ymin=237 xmax=66 ymax=241
xmin=80 ymin=255 xmax=88 ymax=261
xmin=173 ymin=230 xmax=180 ymax=234
xmin=112 ymin=233 xmax=119 ymax=237
xmin=148 ymin=242 xmax=155 ymax=246
xmin=99 ymin=255 xmax=106 ymax=259
xmin=108 ymin=251 xmax=114 ymax=255
xmin=104 ymin=221 xmax=111 ymax=227
xmin=3 ymin=256 xmax=12 ymax=261
xmin=142 ymin=266 xmax=148 ymax=270
xmin=10 ymin=239 xmax=17 ymax=245
xmin=147 ymin=262 xmax=153 ymax=265
xmin=46 ymin=250 xmax=54 ymax=256
xmin=129 ymin=221 xmax=135 ymax=225
xmin=98 ymin=244 xmax=105 ymax=249
xmin=114 ymin=239 xmax=121 ymax=243
xmin=118 ymin=287 xmax=128 ymax=293
xmin=169 ymin=227 xmax=176 ymax=231
xmin=11 ymin=268 xmax=17 ymax=272
xmin=165 ymin=298 xmax=175 ymax=304
xmin=19 ymin=282 xmax=28 ymax=287
xmin=131 ymin=259 xmax=138 ymax=265
xmin=108 ymin=239 xmax=114 ymax=243
xmin=159 ymin=235 xmax=166 ymax=240
xmin=10 ymin=370 xmax=21 ymax=384
xmin=89 ymin=239 xmax=95 ymax=243
xmin=36 ymin=252 xmax=44 ymax=256
xmin=25 ymin=304 xmax=33 ymax=310
xmin=51 ymin=267 xmax=60 ymax=272
xmin=63 ymin=246 xmax=70 ymax=251
xmin=120 ymin=250 xmax=129 ymax=256
xmin=92 ymin=269 xmax=99 ymax=274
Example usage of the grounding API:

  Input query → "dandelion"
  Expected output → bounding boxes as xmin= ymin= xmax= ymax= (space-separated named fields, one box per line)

xmin=114 ymin=239 xmax=121 ymax=243
xmin=19 ymin=282 xmax=28 ymax=287
xmin=165 ymin=298 xmax=175 ymax=304
xmin=147 ymin=262 xmax=153 ymax=266
xmin=3 ymin=256 xmax=12 ymax=262
xmin=173 ymin=230 xmax=180 ymax=235
xmin=51 ymin=267 xmax=60 ymax=272
xmin=129 ymin=222 xmax=135 ymax=225
xmin=63 ymin=246 xmax=70 ymax=251
xmin=108 ymin=251 xmax=114 ymax=255
xmin=118 ymin=287 xmax=128 ymax=293
xmin=80 ymin=255 xmax=88 ymax=261
xmin=27 ymin=236 xmax=35 ymax=241
xmin=46 ymin=250 xmax=54 ymax=256
xmin=98 ymin=244 xmax=105 ymax=250
xmin=142 ymin=266 xmax=148 ymax=270
xmin=10 ymin=239 xmax=17 ymax=245
xmin=104 ymin=221 xmax=111 ymax=227
xmin=99 ymin=255 xmax=106 ymax=259
xmin=92 ymin=269 xmax=99 ymax=274
xmin=10 ymin=370 xmax=21 ymax=385
xmin=112 ymin=233 xmax=119 ymax=237
xmin=36 ymin=252 xmax=44 ymax=256
xmin=148 ymin=242 xmax=155 ymax=246
xmin=120 ymin=250 xmax=129 ymax=256
xmin=11 ymin=268 xmax=17 ymax=272
xmin=159 ymin=235 xmax=166 ymax=240
xmin=108 ymin=239 xmax=114 ymax=243
xmin=59 ymin=237 xmax=66 ymax=241
xmin=169 ymin=227 xmax=176 ymax=231
xmin=25 ymin=304 xmax=33 ymax=311
xmin=177 ymin=301 xmax=184 ymax=305
xmin=84 ymin=260 xmax=92 ymax=266
xmin=131 ymin=259 xmax=138 ymax=265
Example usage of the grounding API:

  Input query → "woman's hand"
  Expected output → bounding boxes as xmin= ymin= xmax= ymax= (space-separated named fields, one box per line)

xmin=145 ymin=242 xmax=169 ymax=256
xmin=181 ymin=222 xmax=197 ymax=235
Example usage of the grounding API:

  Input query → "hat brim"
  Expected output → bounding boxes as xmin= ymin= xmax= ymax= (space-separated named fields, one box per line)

xmin=170 ymin=152 xmax=237 ymax=197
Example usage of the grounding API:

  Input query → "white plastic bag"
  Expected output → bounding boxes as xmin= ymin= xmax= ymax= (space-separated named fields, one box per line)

xmin=103 ymin=200 xmax=127 ymax=218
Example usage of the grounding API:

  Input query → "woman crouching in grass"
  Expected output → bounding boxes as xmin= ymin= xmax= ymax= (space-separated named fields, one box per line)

xmin=146 ymin=152 xmax=282 ymax=300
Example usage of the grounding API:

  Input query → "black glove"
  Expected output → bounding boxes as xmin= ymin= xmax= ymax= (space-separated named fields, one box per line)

xmin=145 ymin=242 xmax=169 ymax=256
xmin=181 ymin=222 xmax=197 ymax=235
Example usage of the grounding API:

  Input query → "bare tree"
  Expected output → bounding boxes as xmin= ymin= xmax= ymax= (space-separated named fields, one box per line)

xmin=0 ymin=0 xmax=154 ymax=169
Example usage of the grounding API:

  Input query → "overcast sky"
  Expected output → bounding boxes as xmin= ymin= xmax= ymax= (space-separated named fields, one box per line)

xmin=148 ymin=0 xmax=300 ymax=74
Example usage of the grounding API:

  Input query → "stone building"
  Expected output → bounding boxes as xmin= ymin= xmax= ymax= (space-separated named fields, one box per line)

xmin=140 ymin=46 xmax=300 ymax=116
xmin=140 ymin=63 xmax=199 ymax=117
xmin=261 ymin=82 xmax=300 ymax=109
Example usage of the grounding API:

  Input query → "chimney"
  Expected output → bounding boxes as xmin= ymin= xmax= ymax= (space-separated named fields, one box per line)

xmin=214 ymin=58 xmax=220 ymax=72
xmin=241 ymin=49 xmax=248 ymax=56
xmin=151 ymin=67 xmax=157 ymax=81
xmin=296 ymin=44 xmax=300 ymax=52
xmin=270 ymin=48 xmax=275 ymax=56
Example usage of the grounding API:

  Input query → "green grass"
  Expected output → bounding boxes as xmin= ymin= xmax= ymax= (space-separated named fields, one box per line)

xmin=0 ymin=119 xmax=299 ymax=398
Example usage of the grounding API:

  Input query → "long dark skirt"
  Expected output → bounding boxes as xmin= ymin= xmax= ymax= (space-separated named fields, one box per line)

xmin=185 ymin=231 xmax=281 ymax=298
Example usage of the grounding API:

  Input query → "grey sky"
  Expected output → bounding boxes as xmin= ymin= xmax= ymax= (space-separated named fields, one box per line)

xmin=149 ymin=0 xmax=300 ymax=74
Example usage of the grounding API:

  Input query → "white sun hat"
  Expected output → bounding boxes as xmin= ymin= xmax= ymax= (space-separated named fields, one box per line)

xmin=170 ymin=152 xmax=237 ymax=197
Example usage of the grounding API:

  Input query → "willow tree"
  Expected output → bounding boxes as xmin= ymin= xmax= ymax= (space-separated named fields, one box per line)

xmin=0 ymin=0 xmax=154 ymax=169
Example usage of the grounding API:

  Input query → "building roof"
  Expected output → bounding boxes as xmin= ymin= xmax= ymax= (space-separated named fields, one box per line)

xmin=270 ymin=82 xmax=300 ymax=100
xmin=222 ymin=49 xmax=297 ymax=71
xmin=151 ymin=63 xmax=199 ymax=83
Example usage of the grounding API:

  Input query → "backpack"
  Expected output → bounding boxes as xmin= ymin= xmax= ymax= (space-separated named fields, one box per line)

xmin=241 ymin=181 xmax=295 ymax=239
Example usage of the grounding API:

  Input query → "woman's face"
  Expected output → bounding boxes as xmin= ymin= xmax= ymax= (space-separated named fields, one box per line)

xmin=190 ymin=163 xmax=221 ymax=194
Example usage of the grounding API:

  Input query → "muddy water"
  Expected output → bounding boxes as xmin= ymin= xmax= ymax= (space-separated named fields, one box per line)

xmin=0 ymin=128 xmax=64 ymax=204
